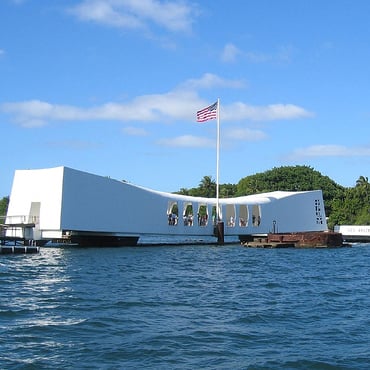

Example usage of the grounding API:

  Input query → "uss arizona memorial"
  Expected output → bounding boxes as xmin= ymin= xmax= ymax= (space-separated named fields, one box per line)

xmin=4 ymin=166 xmax=329 ymax=246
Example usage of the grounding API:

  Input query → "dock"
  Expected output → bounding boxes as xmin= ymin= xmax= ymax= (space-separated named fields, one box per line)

xmin=1 ymin=221 xmax=41 ymax=254
xmin=1 ymin=245 xmax=40 ymax=254
xmin=242 ymin=231 xmax=345 ymax=248
xmin=1 ymin=235 xmax=41 ymax=254
xmin=243 ymin=240 xmax=296 ymax=248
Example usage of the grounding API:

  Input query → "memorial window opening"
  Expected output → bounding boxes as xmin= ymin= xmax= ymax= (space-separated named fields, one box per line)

xmin=197 ymin=204 xmax=208 ymax=226
xmin=211 ymin=205 xmax=222 ymax=224
xmin=226 ymin=204 xmax=236 ymax=227
xmin=239 ymin=205 xmax=248 ymax=227
xmin=252 ymin=204 xmax=261 ymax=227
xmin=183 ymin=202 xmax=194 ymax=226
xmin=167 ymin=201 xmax=178 ymax=226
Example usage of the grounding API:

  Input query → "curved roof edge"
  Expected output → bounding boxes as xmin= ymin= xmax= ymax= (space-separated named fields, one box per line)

xmin=18 ymin=166 xmax=323 ymax=205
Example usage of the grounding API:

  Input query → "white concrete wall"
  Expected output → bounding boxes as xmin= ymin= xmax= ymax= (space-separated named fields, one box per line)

xmin=60 ymin=167 xmax=169 ymax=234
xmin=6 ymin=166 xmax=328 ymax=238
xmin=6 ymin=167 xmax=64 ymax=230
xmin=252 ymin=190 xmax=327 ymax=233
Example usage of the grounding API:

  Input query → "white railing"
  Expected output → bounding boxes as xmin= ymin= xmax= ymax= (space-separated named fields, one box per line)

xmin=3 ymin=215 xmax=39 ymax=225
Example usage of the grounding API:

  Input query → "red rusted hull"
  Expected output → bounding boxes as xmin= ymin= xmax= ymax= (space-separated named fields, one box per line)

xmin=267 ymin=231 xmax=343 ymax=247
xmin=242 ymin=231 xmax=344 ymax=248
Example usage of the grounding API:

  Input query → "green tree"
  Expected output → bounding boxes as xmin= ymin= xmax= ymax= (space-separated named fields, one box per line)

xmin=0 ymin=196 xmax=9 ymax=217
xmin=356 ymin=175 xmax=369 ymax=188
xmin=355 ymin=175 xmax=370 ymax=204
xmin=175 ymin=167 xmax=369 ymax=228
xmin=219 ymin=183 xmax=237 ymax=198
xmin=198 ymin=176 xmax=216 ymax=198
xmin=235 ymin=166 xmax=349 ymax=228
xmin=177 ymin=188 xmax=190 ymax=196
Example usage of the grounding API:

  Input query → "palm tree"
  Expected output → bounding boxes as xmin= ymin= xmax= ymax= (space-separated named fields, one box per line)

xmin=199 ymin=176 xmax=216 ymax=198
xmin=355 ymin=175 xmax=369 ymax=188
xmin=355 ymin=176 xmax=370 ymax=213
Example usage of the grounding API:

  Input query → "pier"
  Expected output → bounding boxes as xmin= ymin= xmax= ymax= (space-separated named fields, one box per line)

xmin=241 ymin=231 xmax=344 ymax=248
xmin=0 ymin=245 xmax=40 ymax=254
xmin=1 ymin=217 xmax=40 ymax=254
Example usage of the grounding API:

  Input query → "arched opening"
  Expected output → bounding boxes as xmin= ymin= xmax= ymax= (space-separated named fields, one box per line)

xmin=239 ymin=205 xmax=248 ymax=227
xmin=197 ymin=204 xmax=208 ymax=226
xmin=211 ymin=204 xmax=222 ymax=224
xmin=226 ymin=204 xmax=236 ymax=227
xmin=167 ymin=201 xmax=178 ymax=226
xmin=183 ymin=202 xmax=194 ymax=226
xmin=252 ymin=204 xmax=261 ymax=227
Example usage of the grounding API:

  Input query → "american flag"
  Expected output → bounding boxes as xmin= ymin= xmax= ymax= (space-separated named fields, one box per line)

xmin=196 ymin=101 xmax=218 ymax=122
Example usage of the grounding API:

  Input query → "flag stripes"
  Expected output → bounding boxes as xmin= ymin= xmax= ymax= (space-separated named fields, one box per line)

xmin=196 ymin=101 xmax=218 ymax=122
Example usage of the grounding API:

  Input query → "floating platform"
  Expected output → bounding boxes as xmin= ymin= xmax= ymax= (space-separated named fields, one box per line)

xmin=1 ymin=233 xmax=42 ymax=254
xmin=242 ymin=231 xmax=344 ymax=248
xmin=0 ymin=245 xmax=40 ymax=254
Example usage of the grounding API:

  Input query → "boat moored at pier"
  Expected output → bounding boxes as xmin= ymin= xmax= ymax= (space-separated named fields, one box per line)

xmin=334 ymin=225 xmax=370 ymax=243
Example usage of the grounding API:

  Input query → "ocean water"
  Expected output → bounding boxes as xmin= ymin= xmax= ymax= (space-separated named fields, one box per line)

xmin=1 ymin=243 xmax=370 ymax=369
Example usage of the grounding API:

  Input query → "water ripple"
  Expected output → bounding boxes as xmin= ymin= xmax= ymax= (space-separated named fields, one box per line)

xmin=1 ymin=244 xmax=370 ymax=369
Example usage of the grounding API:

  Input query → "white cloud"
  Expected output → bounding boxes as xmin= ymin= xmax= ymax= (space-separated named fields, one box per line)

xmin=0 ymin=73 xmax=312 ymax=127
xmin=180 ymin=72 xmax=245 ymax=90
xmin=130 ymin=0 xmax=195 ymax=32
xmin=0 ymin=90 xmax=199 ymax=127
xmin=71 ymin=1 xmax=143 ymax=29
xmin=221 ymin=43 xmax=293 ymax=64
xmin=246 ymin=46 xmax=293 ymax=63
xmin=0 ymin=49 xmax=5 ymax=56
xmin=122 ymin=126 xmax=149 ymax=136
xmin=157 ymin=135 xmax=214 ymax=148
xmin=46 ymin=140 xmax=100 ymax=150
xmin=158 ymin=128 xmax=268 ymax=149
xmin=245 ymin=51 xmax=272 ymax=63
xmin=224 ymin=128 xmax=267 ymax=141
xmin=288 ymin=144 xmax=370 ymax=159
xmin=221 ymin=43 xmax=241 ymax=63
xmin=223 ymin=102 xmax=313 ymax=121
xmin=1 ymin=100 xmax=88 ymax=127
xmin=69 ymin=0 xmax=195 ymax=33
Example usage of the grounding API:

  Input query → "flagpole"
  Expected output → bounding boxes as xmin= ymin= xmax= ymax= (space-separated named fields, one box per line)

xmin=215 ymin=97 xmax=224 ymax=244
xmin=216 ymin=97 xmax=220 ymax=221
xmin=196 ymin=98 xmax=223 ymax=243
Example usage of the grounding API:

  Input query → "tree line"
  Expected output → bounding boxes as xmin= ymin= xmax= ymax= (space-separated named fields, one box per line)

xmin=0 ymin=196 xmax=8 ymax=219
xmin=1 ymin=166 xmax=369 ymax=228
xmin=176 ymin=166 xmax=370 ymax=229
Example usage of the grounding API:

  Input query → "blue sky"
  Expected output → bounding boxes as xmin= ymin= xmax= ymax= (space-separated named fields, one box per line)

xmin=1 ymin=0 xmax=370 ymax=197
